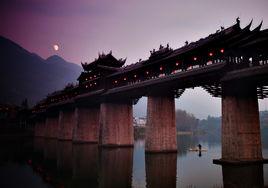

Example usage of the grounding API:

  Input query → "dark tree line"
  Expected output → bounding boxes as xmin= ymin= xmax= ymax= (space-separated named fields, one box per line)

xmin=175 ymin=109 xmax=199 ymax=132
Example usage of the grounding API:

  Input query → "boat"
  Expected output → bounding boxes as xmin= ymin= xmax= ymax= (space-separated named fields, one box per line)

xmin=188 ymin=148 xmax=207 ymax=152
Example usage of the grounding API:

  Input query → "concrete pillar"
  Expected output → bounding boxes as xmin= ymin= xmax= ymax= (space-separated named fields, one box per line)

xmin=222 ymin=164 xmax=264 ymax=187
xmin=45 ymin=116 xmax=59 ymax=139
xmin=36 ymin=119 xmax=46 ymax=137
xmin=58 ymin=110 xmax=75 ymax=141
xmin=146 ymin=96 xmax=177 ymax=153
xmin=73 ymin=106 xmax=100 ymax=143
xmin=34 ymin=121 xmax=42 ymax=137
xmin=99 ymin=148 xmax=133 ymax=188
xmin=221 ymin=81 xmax=263 ymax=162
xmin=99 ymin=102 xmax=133 ymax=146
xmin=145 ymin=153 xmax=177 ymax=188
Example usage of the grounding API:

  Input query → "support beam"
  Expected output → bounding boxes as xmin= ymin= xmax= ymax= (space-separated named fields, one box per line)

xmin=146 ymin=96 xmax=177 ymax=153
xmin=73 ymin=106 xmax=100 ymax=143
xmin=220 ymin=81 xmax=263 ymax=163
xmin=99 ymin=102 xmax=133 ymax=146
xmin=58 ymin=110 xmax=75 ymax=141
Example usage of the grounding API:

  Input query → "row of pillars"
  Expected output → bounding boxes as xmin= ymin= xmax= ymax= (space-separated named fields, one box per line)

xmin=35 ymin=81 xmax=264 ymax=162
xmin=35 ymin=96 xmax=176 ymax=153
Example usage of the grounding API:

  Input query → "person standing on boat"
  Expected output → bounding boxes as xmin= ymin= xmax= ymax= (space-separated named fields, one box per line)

xmin=198 ymin=144 xmax=202 ymax=151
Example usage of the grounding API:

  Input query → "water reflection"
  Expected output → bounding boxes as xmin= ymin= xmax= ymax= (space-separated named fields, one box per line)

xmin=99 ymin=147 xmax=133 ymax=188
xmin=222 ymin=164 xmax=264 ymax=188
xmin=1 ymin=134 xmax=268 ymax=188
xmin=71 ymin=144 xmax=99 ymax=187
xmin=145 ymin=153 xmax=177 ymax=188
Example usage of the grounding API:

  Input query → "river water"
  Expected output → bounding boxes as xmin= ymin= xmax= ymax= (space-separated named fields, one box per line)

xmin=0 ymin=135 xmax=267 ymax=188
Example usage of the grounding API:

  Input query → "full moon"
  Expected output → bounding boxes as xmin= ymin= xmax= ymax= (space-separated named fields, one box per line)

xmin=53 ymin=44 xmax=59 ymax=51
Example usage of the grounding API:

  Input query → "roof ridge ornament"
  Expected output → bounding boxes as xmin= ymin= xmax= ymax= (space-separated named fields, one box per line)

xmin=236 ymin=17 xmax=240 ymax=27
xmin=253 ymin=20 xmax=263 ymax=31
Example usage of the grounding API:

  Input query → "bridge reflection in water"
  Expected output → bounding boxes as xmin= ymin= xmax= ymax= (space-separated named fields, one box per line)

xmin=27 ymin=137 xmax=268 ymax=188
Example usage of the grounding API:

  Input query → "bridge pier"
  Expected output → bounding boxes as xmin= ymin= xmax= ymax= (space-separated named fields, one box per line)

xmin=45 ymin=115 xmax=59 ymax=139
xmin=73 ymin=106 xmax=100 ymax=143
xmin=99 ymin=102 xmax=133 ymax=147
xmin=145 ymin=95 xmax=177 ymax=153
xmin=219 ymin=81 xmax=263 ymax=163
xmin=34 ymin=119 xmax=46 ymax=137
xmin=58 ymin=109 xmax=76 ymax=141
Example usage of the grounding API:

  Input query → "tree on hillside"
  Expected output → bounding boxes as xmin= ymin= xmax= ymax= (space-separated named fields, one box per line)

xmin=175 ymin=109 xmax=199 ymax=132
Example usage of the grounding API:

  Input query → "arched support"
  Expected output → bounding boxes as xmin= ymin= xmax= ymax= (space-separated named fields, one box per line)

xmin=99 ymin=102 xmax=133 ymax=146
xmin=73 ymin=106 xmax=100 ymax=143
xmin=58 ymin=110 xmax=75 ymax=141
xmin=145 ymin=95 xmax=177 ymax=153
xmin=219 ymin=81 xmax=263 ymax=163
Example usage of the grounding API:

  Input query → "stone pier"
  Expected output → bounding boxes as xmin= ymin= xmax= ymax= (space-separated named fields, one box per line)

xmin=58 ymin=110 xmax=76 ymax=141
xmin=220 ymin=81 xmax=263 ymax=163
xmin=35 ymin=119 xmax=46 ymax=137
xmin=99 ymin=102 xmax=133 ymax=146
xmin=145 ymin=95 xmax=177 ymax=153
xmin=73 ymin=106 xmax=100 ymax=143
xmin=45 ymin=115 xmax=59 ymax=139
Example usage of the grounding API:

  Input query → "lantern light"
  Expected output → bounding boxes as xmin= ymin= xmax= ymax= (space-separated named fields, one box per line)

xmin=193 ymin=57 xmax=197 ymax=61
xmin=146 ymin=71 xmax=149 ymax=75
xmin=209 ymin=52 xmax=213 ymax=57
xmin=123 ymin=77 xmax=127 ymax=81
xmin=176 ymin=62 xmax=179 ymax=66
xmin=160 ymin=66 xmax=163 ymax=71
xmin=134 ymin=74 xmax=137 ymax=78
xmin=114 ymin=80 xmax=118 ymax=84
xmin=220 ymin=48 xmax=224 ymax=53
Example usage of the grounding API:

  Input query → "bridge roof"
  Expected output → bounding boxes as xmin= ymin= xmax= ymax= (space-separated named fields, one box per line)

xmin=81 ymin=52 xmax=126 ymax=72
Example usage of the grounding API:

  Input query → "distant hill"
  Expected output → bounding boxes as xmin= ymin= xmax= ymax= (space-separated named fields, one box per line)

xmin=0 ymin=36 xmax=82 ymax=106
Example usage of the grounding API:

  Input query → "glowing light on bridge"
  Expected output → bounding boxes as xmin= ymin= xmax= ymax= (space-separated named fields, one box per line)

xmin=176 ymin=62 xmax=179 ymax=66
xmin=114 ymin=80 xmax=118 ymax=84
xmin=220 ymin=48 xmax=224 ymax=53
xmin=146 ymin=71 xmax=149 ymax=75
xmin=160 ymin=66 xmax=163 ymax=71
xmin=193 ymin=57 xmax=197 ymax=61
xmin=134 ymin=74 xmax=137 ymax=78
xmin=209 ymin=52 xmax=213 ymax=57
xmin=123 ymin=77 xmax=127 ymax=81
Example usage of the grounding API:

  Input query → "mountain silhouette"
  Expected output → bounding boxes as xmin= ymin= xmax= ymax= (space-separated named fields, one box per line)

xmin=0 ymin=36 xmax=82 ymax=106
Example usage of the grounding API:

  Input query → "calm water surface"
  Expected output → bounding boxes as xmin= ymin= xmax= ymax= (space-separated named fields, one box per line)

xmin=0 ymin=135 xmax=267 ymax=188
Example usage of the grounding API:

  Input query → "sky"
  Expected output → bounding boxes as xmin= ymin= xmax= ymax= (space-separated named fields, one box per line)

xmin=1 ymin=0 xmax=268 ymax=119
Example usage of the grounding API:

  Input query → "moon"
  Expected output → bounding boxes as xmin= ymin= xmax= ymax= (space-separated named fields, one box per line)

xmin=53 ymin=44 xmax=59 ymax=51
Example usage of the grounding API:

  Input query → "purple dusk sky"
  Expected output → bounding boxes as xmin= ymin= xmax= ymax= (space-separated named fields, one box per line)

xmin=1 ymin=0 xmax=268 ymax=65
xmin=1 ymin=0 xmax=268 ymax=118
